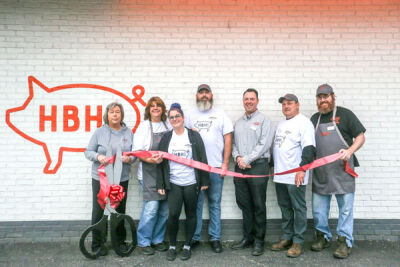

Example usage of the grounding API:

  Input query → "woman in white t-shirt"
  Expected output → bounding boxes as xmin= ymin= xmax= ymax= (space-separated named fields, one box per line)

xmin=133 ymin=97 xmax=170 ymax=255
xmin=157 ymin=103 xmax=209 ymax=261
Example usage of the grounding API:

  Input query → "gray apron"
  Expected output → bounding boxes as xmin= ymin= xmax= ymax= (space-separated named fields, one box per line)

xmin=312 ymin=107 xmax=355 ymax=195
xmin=142 ymin=121 xmax=168 ymax=201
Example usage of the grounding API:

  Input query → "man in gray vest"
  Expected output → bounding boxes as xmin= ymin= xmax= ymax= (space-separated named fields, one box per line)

xmin=310 ymin=84 xmax=366 ymax=259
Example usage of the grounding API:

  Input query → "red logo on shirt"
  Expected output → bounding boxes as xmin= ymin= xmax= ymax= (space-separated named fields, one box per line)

xmin=321 ymin=132 xmax=331 ymax=136
xmin=330 ymin=116 xmax=340 ymax=124
xmin=253 ymin=122 xmax=260 ymax=125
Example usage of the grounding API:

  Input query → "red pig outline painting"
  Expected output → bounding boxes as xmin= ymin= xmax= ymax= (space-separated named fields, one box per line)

xmin=5 ymin=76 xmax=146 ymax=174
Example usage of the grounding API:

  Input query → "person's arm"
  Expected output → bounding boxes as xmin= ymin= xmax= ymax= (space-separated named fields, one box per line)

xmin=295 ymin=145 xmax=316 ymax=187
xmin=194 ymin=131 xmax=209 ymax=190
xmin=339 ymin=132 xmax=365 ymax=161
xmin=84 ymin=130 xmax=100 ymax=162
xmin=220 ymin=132 xmax=232 ymax=177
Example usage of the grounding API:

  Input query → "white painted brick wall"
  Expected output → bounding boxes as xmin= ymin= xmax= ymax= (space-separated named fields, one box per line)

xmin=0 ymin=0 xmax=399 ymax=222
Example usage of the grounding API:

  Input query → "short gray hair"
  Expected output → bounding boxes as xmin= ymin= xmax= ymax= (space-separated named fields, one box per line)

xmin=103 ymin=102 xmax=125 ymax=126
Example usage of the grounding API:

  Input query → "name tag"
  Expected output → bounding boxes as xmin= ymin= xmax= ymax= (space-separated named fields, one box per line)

xmin=327 ymin=126 xmax=335 ymax=131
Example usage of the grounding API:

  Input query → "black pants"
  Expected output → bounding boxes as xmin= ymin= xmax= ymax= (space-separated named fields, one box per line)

xmin=233 ymin=160 xmax=269 ymax=243
xmin=91 ymin=179 xmax=129 ymax=249
xmin=167 ymin=183 xmax=198 ymax=246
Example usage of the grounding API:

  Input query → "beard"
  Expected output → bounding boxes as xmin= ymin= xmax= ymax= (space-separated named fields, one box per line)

xmin=196 ymin=98 xmax=213 ymax=111
xmin=318 ymin=97 xmax=335 ymax=114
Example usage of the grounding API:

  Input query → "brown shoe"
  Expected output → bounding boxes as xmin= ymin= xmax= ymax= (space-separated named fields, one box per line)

xmin=271 ymin=239 xmax=293 ymax=251
xmin=333 ymin=236 xmax=351 ymax=259
xmin=311 ymin=231 xmax=330 ymax=251
xmin=286 ymin=243 xmax=303 ymax=258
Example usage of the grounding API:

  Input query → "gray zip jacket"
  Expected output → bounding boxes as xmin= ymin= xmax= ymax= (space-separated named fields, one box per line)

xmin=85 ymin=124 xmax=134 ymax=182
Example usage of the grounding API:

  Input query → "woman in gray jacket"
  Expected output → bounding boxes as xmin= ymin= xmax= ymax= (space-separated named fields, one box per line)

xmin=84 ymin=102 xmax=134 ymax=256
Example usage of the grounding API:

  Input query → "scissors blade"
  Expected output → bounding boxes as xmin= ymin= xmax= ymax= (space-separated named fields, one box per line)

xmin=113 ymin=145 xmax=123 ymax=185
xmin=105 ymin=144 xmax=114 ymax=184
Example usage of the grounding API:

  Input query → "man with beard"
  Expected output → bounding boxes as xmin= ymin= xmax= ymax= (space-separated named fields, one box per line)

xmin=310 ymin=84 xmax=366 ymax=259
xmin=271 ymin=94 xmax=315 ymax=258
xmin=185 ymin=84 xmax=233 ymax=253
xmin=231 ymin=88 xmax=274 ymax=256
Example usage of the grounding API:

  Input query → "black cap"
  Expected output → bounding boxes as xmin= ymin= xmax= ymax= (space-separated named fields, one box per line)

xmin=278 ymin=93 xmax=299 ymax=103
xmin=316 ymin=84 xmax=334 ymax=96
xmin=197 ymin=84 xmax=211 ymax=93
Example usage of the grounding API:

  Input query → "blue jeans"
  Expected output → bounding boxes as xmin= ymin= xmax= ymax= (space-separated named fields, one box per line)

xmin=137 ymin=180 xmax=169 ymax=247
xmin=312 ymin=192 xmax=354 ymax=248
xmin=193 ymin=172 xmax=224 ymax=241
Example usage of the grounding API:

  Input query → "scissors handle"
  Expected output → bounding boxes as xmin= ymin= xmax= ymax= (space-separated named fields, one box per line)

xmin=79 ymin=215 xmax=108 ymax=260
xmin=110 ymin=213 xmax=137 ymax=257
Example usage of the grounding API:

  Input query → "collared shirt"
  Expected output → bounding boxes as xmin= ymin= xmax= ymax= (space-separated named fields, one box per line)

xmin=232 ymin=110 xmax=275 ymax=165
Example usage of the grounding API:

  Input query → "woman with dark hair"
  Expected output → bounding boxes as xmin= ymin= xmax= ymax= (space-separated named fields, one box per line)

xmin=157 ymin=103 xmax=209 ymax=261
xmin=133 ymin=96 xmax=170 ymax=255
xmin=84 ymin=102 xmax=134 ymax=255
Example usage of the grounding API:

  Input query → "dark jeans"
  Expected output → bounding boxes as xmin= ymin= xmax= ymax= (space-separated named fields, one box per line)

xmin=91 ymin=179 xmax=129 ymax=249
xmin=275 ymin=183 xmax=307 ymax=244
xmin=167 ymin=183 xmax=198 ymax=246
xmin=233 ymin=160 xmax=269 ymax=243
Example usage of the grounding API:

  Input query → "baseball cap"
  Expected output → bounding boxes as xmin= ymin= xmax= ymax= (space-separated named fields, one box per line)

xmin=197 ymin=84 xmax=212 ymax=93
xmin=316 ymin=84 xmax=334 ymax=96
xmin=278 ymin=93 xmax=299 ymax=103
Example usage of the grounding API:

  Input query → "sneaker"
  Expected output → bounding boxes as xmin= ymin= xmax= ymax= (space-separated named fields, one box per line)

xmin=139 ymin=246 xmax=155 ymax=255
xmin=271 ymin=239 xmax=293 ymax=251
xmin=286 ymin=243 xmax=303 ymax=258
xmin=180 ymin=248 xmax=191 ymax=261
xmin=166 ymin=248 xmax=177 ymax=261
xmin=152 ymin=242 xmax=168 ymax=252
xmin=333 ymin=236 xmax=351 ymax=259
xmin=311 ymin=231 xmax=331 ymax=251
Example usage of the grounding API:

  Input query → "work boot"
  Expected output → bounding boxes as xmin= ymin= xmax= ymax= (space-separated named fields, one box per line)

xmin=286 ymin=243 xmax=303 ymax=258
xmin=271 ymin=239 xmax=293 ymax=251
xmin=333 ymin=236 xmax=351 ymax=259
xmin=311 ymin=231 xmax=330 ymax=251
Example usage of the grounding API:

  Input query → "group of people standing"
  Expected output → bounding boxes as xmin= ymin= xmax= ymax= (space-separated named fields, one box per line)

xmin=85 ymin=83 xmax=365 ymax=261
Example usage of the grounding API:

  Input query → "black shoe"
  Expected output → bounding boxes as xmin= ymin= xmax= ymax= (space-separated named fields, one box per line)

xmin=210 ymin=240 xmax=223 ymax=253
xmin=190 ymin=240 xmax=200 ymax=249
xmin=119 ymin=241 xmax=128 ymax=252
xmin=252 ymin=242 xmax=264 ymax=256
xmin=166 ymin=248 xmax=177 ymax=261
xmin=152 ymin=242 xmax=168 ymax=252
xmin=139 ymin=246 xmax=155 ymax=255
xmin=231 ymin=239 xmax=254 ymax=250
xmin=180 ymin=248 xmax=191 ymax=261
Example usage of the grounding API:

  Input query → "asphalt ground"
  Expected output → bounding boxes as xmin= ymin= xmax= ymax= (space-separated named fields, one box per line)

xmin=1 ymin=240 xmax=400 ymax=267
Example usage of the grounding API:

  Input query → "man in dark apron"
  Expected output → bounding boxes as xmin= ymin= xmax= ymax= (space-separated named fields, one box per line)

xmin=310 ymin=84 xmax=366 ymax=259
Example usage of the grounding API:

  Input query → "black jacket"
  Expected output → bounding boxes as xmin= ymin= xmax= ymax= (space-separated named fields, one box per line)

xmin=156 ymin=128 xmax=210 ymax=191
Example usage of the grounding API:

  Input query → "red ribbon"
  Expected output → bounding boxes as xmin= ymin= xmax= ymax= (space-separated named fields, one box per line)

xmin=123 ymin=151 xmax=358 ymax=179
xmin=97 ymin=155 xmax=126 ymax=210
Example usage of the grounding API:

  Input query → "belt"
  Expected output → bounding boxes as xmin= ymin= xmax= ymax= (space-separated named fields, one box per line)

xmin=251 ymin=158 xmax=268 ymax=165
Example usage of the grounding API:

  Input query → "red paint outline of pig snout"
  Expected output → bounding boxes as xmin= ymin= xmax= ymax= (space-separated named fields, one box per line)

xmin=5 ymin=76 xmax=146 ymax=174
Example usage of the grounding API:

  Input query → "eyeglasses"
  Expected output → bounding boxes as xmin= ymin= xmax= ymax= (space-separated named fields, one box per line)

xmin=317 ymin=94 xmax=331 ymax=100
xmin=168 ymin=114 xmax=182 ymax=120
